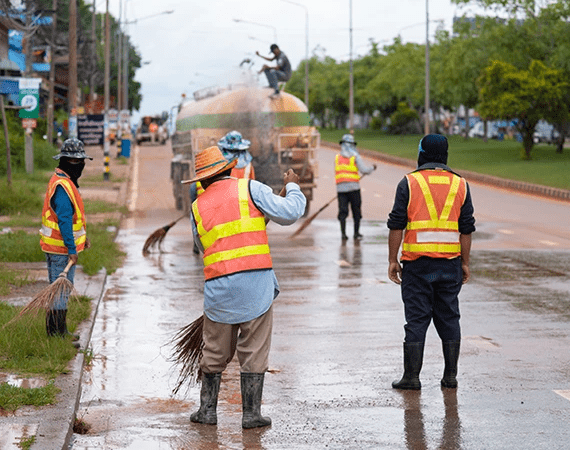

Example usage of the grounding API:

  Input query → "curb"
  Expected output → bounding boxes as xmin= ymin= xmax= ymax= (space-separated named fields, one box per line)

xmin=324 ymin=141 xmax=570 ymax=203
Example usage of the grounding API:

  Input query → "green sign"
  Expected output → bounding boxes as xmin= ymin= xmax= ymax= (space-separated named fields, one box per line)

xmin=18 ymin=78 xmax=41 ymax=119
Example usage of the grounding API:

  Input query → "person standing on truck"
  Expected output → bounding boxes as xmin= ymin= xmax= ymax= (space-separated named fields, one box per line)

xmin=39 ymin=138 xmax=92 ymax=347
xmin=335 ymin=134 xmax=376 ymax=240
xmin=256 ymin=44 xmax=292 ymax=99
xmin=387 ymin=134 xmax=476 ymax=390
xmin=183 ymin=146 xmax=306 ymax=428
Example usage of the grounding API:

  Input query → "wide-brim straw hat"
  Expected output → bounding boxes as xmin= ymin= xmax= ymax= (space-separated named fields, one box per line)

xmin=181 ymin=146 xmax=238 ymax=184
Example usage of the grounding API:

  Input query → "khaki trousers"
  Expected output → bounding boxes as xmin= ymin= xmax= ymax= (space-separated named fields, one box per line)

xmin=200 ymin=306 xmax=273 ymax=374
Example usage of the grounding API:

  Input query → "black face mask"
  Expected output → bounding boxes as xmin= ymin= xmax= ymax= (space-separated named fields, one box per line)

xmin=58 ymin=159 xmax=85 ymax=187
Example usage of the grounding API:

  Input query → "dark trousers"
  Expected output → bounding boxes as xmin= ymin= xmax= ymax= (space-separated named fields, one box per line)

xmin=401 ymin=257 xmax=463 ymax=343
xmin=337 ymin=190 xmax=362 ymax=222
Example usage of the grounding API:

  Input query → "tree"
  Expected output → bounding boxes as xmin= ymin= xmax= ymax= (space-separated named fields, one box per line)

xmin=477 ymin=59 xmax=569 ymax=158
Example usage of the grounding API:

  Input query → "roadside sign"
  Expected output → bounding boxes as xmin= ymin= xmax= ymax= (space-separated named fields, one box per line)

xmin=22 ymin=118 xmax=37 ymax=129
xmin=18 ymin=78 xmax=41 ymax=119
xmin=78 ymin=114 xmax=104 ymax=146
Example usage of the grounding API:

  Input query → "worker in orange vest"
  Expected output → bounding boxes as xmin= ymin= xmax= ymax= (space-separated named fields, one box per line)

xmin=183 ymin=146 xmax=305 ymax=428
xmin=335 ymin=134 xmax=376 ymax=240
xmin=387 ymin=134 xmax=476 ymax=390
xmin=40 ymin=138 xmax=93 ymax=347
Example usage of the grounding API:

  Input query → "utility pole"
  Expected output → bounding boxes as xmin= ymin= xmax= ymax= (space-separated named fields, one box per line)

xmin=424 ymin=0 xmax=430 ymax=135
xmin=348 ymin=0 xmax=354 ymax=133
xmin=24 ymin=1 xmax=33 ymax=173
xmin=47 ymin=0 xmax=57 ymax=145
xmin=103 ymin=0 xmax=110 ymax=180
xmin=69 ymin=0 xmax=78 ymax=138
xmin=90 ymin=0 xmax=96 ymax=107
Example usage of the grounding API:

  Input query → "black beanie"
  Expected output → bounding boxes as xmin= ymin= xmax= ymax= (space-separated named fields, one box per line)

xmin=418 ymin=134 xmax=448 ymax=166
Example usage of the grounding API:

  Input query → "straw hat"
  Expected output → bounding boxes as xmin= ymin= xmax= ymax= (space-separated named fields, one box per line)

xmin=181 ymin=146 xmax=238 ymax=184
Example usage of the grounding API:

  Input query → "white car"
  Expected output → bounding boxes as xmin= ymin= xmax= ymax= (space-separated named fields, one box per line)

xmin=468 ymin=122 xmax=499 ymax=139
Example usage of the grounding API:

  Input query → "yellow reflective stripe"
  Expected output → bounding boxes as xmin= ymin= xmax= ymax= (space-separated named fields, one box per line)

xmin=200 ymin=217 xmax=267 ymax=249
xmin=335 ymin=173 xmax=360 ymax=181
xmin=402 ymin=243 xmax=461 ymax=253
xmin=40 ymin=233 xmax=87 ymax=247
xmin=440 ymin=175 xmax=461 ymax=222
xmin=407 ymin=220 xmax=458 ymax=230
xmin=55 ymin=179 xmax=84 ymax=222
xmin=336 ymin=164 xmax=358 ymax=172
xmin=203 ymin=244 xmax=270 ymax=266
xmin=192 ymin=200 xmax=207 ymax=237
xmin=411 ymin=172 xmax=438 ymax=221
xmin=238 ymin=178 xmax=250 ymax=219
xmin=428 ymin=176 xmax=450 ymax=184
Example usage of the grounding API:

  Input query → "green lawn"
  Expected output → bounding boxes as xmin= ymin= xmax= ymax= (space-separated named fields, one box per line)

xmin=319 ymin=129 xmax=570 ymax=190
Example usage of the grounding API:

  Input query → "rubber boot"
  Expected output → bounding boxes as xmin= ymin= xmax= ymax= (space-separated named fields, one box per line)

xmin=354 ymin=219 xmax=363 ymax=239
xmin=340 ymin=219 xmax=348 ymax=241
xmin=241 ymin=373 xmax=272 ymax=429
xmin=58 ymin=310 xmax=80 ymax=348
xmin=46 ymin=309 xmax=59 ymax=337
xmin=392 ymin=342 xmax=424 ymax=390
xmin=441 ymin=340 xmax=461 ymax=388
xmin=191 ymin=372 xmax=222 ymax=425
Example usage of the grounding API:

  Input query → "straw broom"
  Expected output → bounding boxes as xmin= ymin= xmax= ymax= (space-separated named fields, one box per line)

xmin=143 ymin=214 xmax=187 ymax=255
xmin=14 ymin=259 xmax=77 ymax=319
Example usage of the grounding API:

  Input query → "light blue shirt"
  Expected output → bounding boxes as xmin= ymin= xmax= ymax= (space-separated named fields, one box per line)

xmin=191 ymin=178 xmax=306 ymax=324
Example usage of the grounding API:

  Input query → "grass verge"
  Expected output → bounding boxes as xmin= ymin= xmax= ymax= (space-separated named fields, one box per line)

xmin=0 ymin=294 xmax=92 ymax=411
xmin=318 ymin=129 xmax=570 ymax=191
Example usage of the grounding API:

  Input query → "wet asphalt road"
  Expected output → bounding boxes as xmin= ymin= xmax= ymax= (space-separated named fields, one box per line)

xmin=71 ymin=143 xmax=570 ymax=449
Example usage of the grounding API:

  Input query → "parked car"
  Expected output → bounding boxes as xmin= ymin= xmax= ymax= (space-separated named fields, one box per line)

xmin=468 ymin=121 xmax=499 ymax=139
xmin=533 ymin=121 xmax=560 ymax=144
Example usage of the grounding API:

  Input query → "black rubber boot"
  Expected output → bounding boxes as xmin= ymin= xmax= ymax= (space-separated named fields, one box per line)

xmin=191 ymin=372 xmax=222 ymax=425
xmin=241 ymin=373 xmax=272 ymax=429
xmin=354 ymin=219 xmax=363 ymax=239
xmin=392 ymin=342 xmax=424 ymax=390
xmin=340 ymin=219 xmax=348 ymax=240
xmin=441 ymin=340 xmax=461 ymax=388
xmin=58 ymin=310 xmax=80 ymax=348
xmin=46 ymin=309 xmax=59 ymax=337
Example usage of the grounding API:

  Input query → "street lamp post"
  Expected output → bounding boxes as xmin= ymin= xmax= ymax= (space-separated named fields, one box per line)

xmin=349 ymin=0 xmax=354 ymax=133
xmin=425 ymin=0 xmax=430 ymax=135
xmin=233 ymin=18 xmax=277 ymax=43
xmin=280 ymin=0 xmax=309 ymax=107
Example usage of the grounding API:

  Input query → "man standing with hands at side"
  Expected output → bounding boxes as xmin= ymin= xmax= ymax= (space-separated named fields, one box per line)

xmin=387 ymin=134 xmax=475 ymax=390
xmin=184 ymin=146 xmax=306 ymax=428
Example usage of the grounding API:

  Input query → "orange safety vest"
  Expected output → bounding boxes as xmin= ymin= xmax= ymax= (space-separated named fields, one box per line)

xmin=40 ymin=169 xmax=87 ymax=254
xmin=231 ymin=163 xmax=255 ymax=180
xmin=192 ymin=178 xmax=272 ymax=280
xmin=401 ymin=169 xmax=467 ymax=261
xmin=335 ymin=154 xmax=360 ymax=184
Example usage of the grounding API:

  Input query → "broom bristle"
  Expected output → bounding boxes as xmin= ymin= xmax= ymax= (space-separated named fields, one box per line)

xmin=168 ymin=315 xmax=204 ymax=395
xmin=7 ymin=278 xmax=78 ymax=326
xmin=142 ymin=227 xmax=167 ymax=255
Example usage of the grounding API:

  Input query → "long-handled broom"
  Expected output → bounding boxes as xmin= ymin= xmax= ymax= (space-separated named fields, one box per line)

xmin=10 ymin=259 xmax=78 ymax=321
xmin=143 ymin=214 xmax=187 ymax=255
xmin=290 ymin=194 xmax=337 ymax=238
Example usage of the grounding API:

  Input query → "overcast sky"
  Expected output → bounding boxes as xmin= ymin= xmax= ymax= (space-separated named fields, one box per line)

xmin=97 ymin=0 xmax=484 ymax=123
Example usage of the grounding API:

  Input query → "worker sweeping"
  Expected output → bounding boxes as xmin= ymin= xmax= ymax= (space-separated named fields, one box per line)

xmin=182 ymin=146 xmax=305 ymax=428
xmin=39 ymin=138 xmax=92 ymax=347
xmin=335 ymin=134 xmax=376 ymax=240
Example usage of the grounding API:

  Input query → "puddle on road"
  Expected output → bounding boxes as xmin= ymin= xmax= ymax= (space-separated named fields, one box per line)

xmin=0 ymin=372 xmax=47 ymax=388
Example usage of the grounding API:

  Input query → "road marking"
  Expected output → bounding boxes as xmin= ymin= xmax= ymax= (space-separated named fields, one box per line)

xmin=463 ymin=335 xmax=500 ymax=349
xmin=498 ymin=229 xmax=514 ymax=235
xmin=554 ymin=390 xmax=570 ymax=401
xmin=539 ymin=240 xmax=557 ymax=246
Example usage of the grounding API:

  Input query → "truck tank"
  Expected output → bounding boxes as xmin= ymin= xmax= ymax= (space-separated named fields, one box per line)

xmin=170 ymin=85 xmax=319 ymax=214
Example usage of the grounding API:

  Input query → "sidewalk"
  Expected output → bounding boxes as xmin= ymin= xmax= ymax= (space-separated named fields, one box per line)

xmin=0 ymin=144 xmax=132 ymax=450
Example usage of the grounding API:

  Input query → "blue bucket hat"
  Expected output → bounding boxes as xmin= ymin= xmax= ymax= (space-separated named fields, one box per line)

xmin=339 ymin=134 xmax=357 ymax=146
xmin=53 ymin=138 xmax=93 ymax=160
xmin=217 ymin=131 xmax=251 ymax=151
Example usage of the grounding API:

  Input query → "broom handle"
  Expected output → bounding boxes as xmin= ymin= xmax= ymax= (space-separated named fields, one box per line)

xmin=59 ymin=259 xmax=75 ymax=278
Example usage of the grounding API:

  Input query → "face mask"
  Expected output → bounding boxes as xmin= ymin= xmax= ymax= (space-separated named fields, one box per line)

xmin=59 ymin=159 xmax=85 ymax=186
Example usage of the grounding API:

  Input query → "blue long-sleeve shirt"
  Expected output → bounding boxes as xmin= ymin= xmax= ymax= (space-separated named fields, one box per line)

xmin=50 ymin=185 xmax=77 ymax=255
xmin=191 ymin=178 xmax=306 ymax=324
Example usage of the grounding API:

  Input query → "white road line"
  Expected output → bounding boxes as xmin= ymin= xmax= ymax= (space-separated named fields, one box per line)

xmin=498 ymin=229 xmax=514 ymax=235
xmin=554 ymin=390 xmax=570 ymax=401
xmin=539 ymin=240 xmax=558 ymax=246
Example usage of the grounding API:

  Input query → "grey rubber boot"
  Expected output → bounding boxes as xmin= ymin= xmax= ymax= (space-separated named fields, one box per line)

xmin=392 ymin=342 xmax=424 ymax=390
xmin=241 ymin=372 xmax=272 ymax=429
xmin=191 ymin=372 xmax=222 ymax=424
xmin=441 ymin=340 xmax=461 ymax=388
